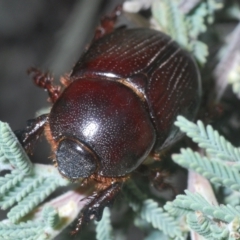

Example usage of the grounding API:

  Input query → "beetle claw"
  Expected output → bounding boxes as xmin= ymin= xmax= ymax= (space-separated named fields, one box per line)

xmin=72 ymin=182 xmax=121 ymax=235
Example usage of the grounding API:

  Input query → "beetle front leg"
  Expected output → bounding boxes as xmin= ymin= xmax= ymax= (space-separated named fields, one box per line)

xmin=27 ymin=67 xmax=61 ymax=103
xmin=72 ymin=182 xmax=121 ymax=235
xmin=94 ymin=5 xmax=122 ymax=40
xmin=14 ymin=114 xmax=49 ymax=153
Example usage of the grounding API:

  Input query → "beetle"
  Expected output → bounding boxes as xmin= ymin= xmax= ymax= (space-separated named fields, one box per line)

xmin=15 ymin=6 xmax=201 ymax=233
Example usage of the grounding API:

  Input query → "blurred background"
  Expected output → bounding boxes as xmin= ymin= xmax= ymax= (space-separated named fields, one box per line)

xmin=0 ymin=0 xmax=125 ymax=163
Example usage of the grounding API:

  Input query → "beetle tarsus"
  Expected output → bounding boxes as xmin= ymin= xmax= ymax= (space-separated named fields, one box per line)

xmin=94 ymin=5 xmax=122 ymax=40
xmin=27 ymin=67 xmax=61 ymax=103
xmin=14 ymin=114 xmax=49 ymax=153
xmin=72 ymin=182 xmax=121 ymax=235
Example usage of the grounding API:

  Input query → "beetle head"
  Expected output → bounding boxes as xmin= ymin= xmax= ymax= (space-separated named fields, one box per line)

xmin=56 ymin=137 xmax=98 ymax=180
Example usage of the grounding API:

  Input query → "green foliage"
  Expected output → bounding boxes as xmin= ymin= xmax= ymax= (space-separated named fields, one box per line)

xmin=152 ymin=0 xmax=223 ymax=64
xmin=42 ymin=206 xmax=60 ymax=228
xmin=152 ymin=0 xmax=188 ymax=48
xmin=175 ymin=116 xmax=240 ymax=162
xmin=172 ymin=148 xmax=240 ymax=191
xmin=95 ymin=208 xmax=113 ymax=240
xmin=0 ymin=206 xmax=59 ymax=240
xmin=140 ymin=199 xmax=182 ymax=239
xmin=144 ymin=230 xmax=169 ymax=240
xmin=186 ymin=213 xmax=228 ymax=240
xmin=7 ymin=177 xmax=60 ymax=223
xmin=0 ymin=121 xmax=70 ymax=239
xmin=167 ymin=116 xmax=240 ymax=239
xmin=0 ymin=122 xmax=32 ymax=174
xmin=165 ymin=190 xmax=240 ymax=223
xmin=165 ymin=190 xmax=240 ymax=239
xmin=123 ymin=180 xmax=183 ymax=239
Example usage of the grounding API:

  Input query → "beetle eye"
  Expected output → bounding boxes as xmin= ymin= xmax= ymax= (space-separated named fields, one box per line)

xmin=56 ymin=138 xmax=98 ymax=180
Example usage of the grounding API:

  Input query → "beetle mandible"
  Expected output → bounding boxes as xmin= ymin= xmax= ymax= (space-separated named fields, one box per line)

xmin=15 ymin=6 xmax=201 ymax=233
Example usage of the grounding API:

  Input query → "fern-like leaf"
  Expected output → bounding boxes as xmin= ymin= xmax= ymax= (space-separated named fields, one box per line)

xmin=187 ymin=2 xmax=208 ymax=39
xmin=206 ymin=0 xmax=223 ymax=24
xmin=144 ymin=230 xmax=169 ymax=240
xmin=190 ymin=40 xmax=208 ymax=65
xmin=42 ymin=206 xmax=60 ymax=228
xmin=186 ymin=213 xmax=213 ymax=239
xmin=152 ymin=0 xmax=189 ymax=49
xmin=140 ymin=199 xmax=182 ymax=238
xmin=164 ymin=190 xmax=213 ymax=218
xmin=0 ymin=206 xmax=59 ymax=240
xmin=151 ymin=0 xmax=222 ymax=64
xmin=172 ymin=148 xmax=240 ymax=191
xmin=164 ymin=0 xmax=189 ymax=48
xmin=0 ymin=149 xmax=8 ymax=163
xmin=164 ymin=200 xmax=192 ymax=217
xmin=0 ymin=170 xmax=25 ymax=197
xmin=7 ymin=178 xmax=59 ymax=223
xmin=95 ymin=207 xmax=113 ymax=240
xmin=123 ymin=181 xmax=182 ymax=238
xmin=0 ymin=120 xmax=70 ymax=224
xmin=0 ymin=121 xmax=32 ymax=174
xmin=186 ymin=212 xmax=229 ymax=240
xmin=225 ymin=192 xmax=240 ymax=207
xmin=175 ymin=116 xmax=240 ymax=162
xmin=0 ymin=177 xmax=45 ymax=210
xmin=166 ymin=190 xmax=240 ymax=224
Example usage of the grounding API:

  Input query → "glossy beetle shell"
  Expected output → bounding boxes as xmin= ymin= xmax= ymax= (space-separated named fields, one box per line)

xmin=49 ymin=28 xmax=201 ymax=178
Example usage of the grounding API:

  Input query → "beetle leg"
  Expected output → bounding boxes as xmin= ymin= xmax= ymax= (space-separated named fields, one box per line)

xmin=27 ymin=67 xmax=61 ymax=103
xmin=135 ymin=166 xmax=176 ymax=196
xmin=71 ymin=182 xmax=121 ymax=235
xmin=94 ymin=5 xmax=122 ymax=40
xmin=14 ymin=114 xmax=49 ymax=153
xmin=150 ymin=170 xmax=177 ymax=196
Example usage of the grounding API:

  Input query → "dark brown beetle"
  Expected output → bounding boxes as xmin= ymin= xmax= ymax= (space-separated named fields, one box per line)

xmin=15 ymin=6 xmax=201 ymax=233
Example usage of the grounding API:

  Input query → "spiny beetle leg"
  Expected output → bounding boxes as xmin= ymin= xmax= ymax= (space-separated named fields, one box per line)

xmin=71 ymin=182 xmax=121 ymax=235
xmin=14 ymin=114 xmax=49 ymax=153
xmin=27 ymin=67 xmax=61 ymax=103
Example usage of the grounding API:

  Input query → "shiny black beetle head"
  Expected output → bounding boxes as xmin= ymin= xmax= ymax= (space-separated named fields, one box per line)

xmin=56 ymin=137 xmax=98 ymax=180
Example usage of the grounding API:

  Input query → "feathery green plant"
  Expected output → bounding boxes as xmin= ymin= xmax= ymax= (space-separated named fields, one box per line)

xmin=0 ymin=121 xmax=72 ymax=238
xmin=151 ymin=0 xmax=223 ymax=65
xmin=164 ymin=189 xmax=240 ymax=239
xmin=0 ymin=206 xmax=59 ymax=240
xmin=95 ymin=208 xmax=113 ymax=240
xmin=173 ymin=148 xmax=240 ymax=191
xmin=175 ymin=116 xmax=240 ymax=162
xmin=123 ymin=180 xmax=183 ymax=239
xmin=164 ymin=116 xmax=240 ymax=239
